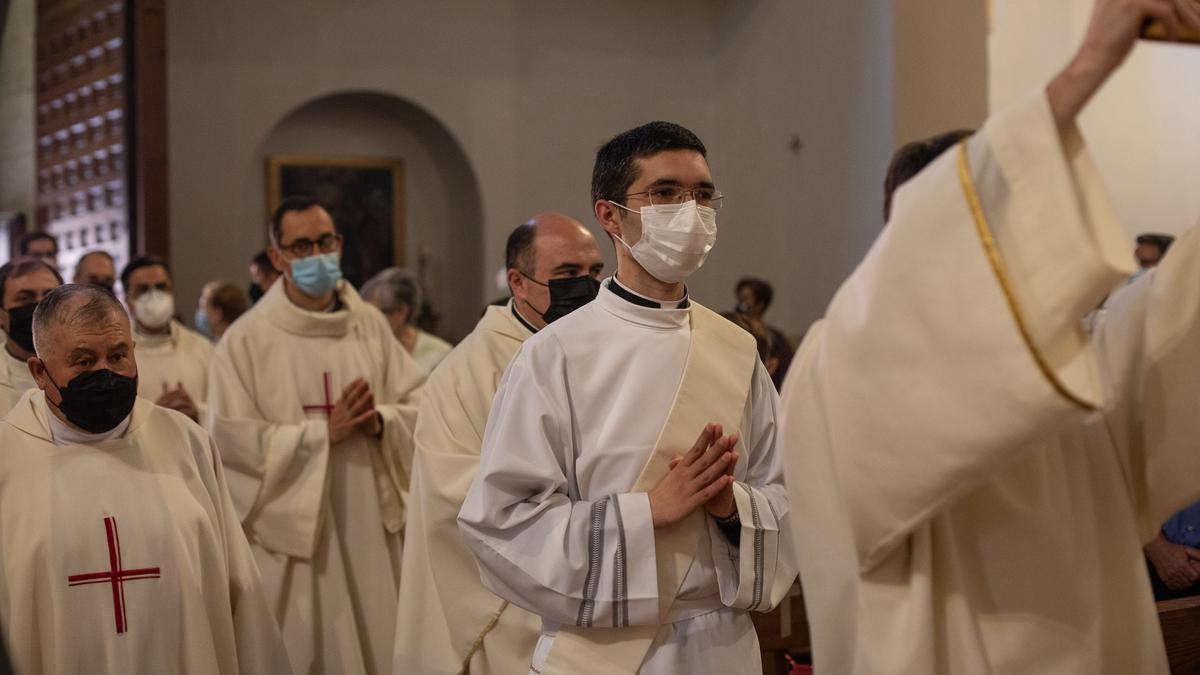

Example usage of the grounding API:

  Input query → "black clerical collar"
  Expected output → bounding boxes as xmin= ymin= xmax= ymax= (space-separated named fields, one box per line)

xmin=511 ymin=302 xmax=539 ymax=334
xmin=610 ymin=274 xmax=690 ymax=309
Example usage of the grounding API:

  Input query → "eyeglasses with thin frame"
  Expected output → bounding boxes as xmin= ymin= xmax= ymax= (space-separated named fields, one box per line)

xmin=275 ymin=233 xmax=343 ymax=258
xmin=623 ymin=185 xmax=724 ymax=211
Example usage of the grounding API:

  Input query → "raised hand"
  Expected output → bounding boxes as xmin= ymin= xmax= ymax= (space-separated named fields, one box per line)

xmin=328 ymin=378 xmax=378 ymax=445
xmin=1050 ymin=0 xmax=1200 ymax=129
xmin=648 ymin=423 xmax=737 ymax=529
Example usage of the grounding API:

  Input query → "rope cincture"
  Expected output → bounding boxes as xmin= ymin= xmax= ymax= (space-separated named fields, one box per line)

xmin=955 ymin=140 xmax=1096 ymax=412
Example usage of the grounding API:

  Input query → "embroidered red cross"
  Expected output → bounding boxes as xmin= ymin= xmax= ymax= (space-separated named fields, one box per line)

xmin=302 ymin=371 xmax=335 ymax=417
xmin=67 ymin=516 xmax=161 ymax=635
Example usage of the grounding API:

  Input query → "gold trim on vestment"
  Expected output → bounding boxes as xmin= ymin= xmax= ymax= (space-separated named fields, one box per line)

xmin=955 ymin=141 xmax=1097 ymax=412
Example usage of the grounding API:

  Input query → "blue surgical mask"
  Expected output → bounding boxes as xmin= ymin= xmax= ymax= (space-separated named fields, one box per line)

xmin=290 ymin=253 xmax=342 ymax=298
xmin=194 ymin=307 xmax=211 ymax=337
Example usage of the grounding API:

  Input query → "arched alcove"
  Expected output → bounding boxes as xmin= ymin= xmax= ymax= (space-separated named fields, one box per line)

xmin=262 ymin=91 xmax=484 ymax=341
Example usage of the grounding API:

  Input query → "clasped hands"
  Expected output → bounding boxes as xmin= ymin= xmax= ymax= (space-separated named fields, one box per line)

xmin=328 ymin=377 xmax=382 ymax=444
xmin=648 ymin=423 xmax=739 ymax=529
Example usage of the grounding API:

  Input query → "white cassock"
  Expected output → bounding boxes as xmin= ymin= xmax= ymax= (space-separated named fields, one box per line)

xmin=393 ymin=301 xmax=541 ymax=675
xmin=459 ymin=278 xmax=798 ymax=675
xmin=411 ymin=328 xmax=453 ymax=373
xmin=0 ymin=346 xmax=35 ymax=415
xmin=0 ymin=390 xmax=292 ymax=674
xmin=782 ymin=91 xmax=1200 ymax=674
xmin=133 ymin=319 xmax=213 ymax=418
xmin=205 ymin=280 xmax=424 ymax=675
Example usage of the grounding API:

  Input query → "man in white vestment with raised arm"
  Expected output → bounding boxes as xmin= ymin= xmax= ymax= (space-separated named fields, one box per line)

xmin=781 ymin=1 xmax=1200 ymax=672
xmin=0 ymin=284 xmax=291 ymax=674
xmin=0 ymin=258 xmax=62 ymax=414
xmin=206 ymin=196 xmax=425 ymax=674
xmin=460 ymin=122 xmax=798 ymax=675
xmin=394 ymin=214 xmax=605 ymax=675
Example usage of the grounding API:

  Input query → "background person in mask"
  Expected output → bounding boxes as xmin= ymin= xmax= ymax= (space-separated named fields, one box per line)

xmin=206 ymin=195 xmax=425 ymax=675
xmin=196 ymin=280 xmax=250 ymax=342
xmin=361 ymin=267 xmax=453 ymax=373
xmin=120 ymin=255 xmax=212 ymax=422
xmin=459 ymin=122 xmax=797 ymax=675
xmin=0 ymin=258 xmax=63 ymax=414
xmin=73 ymin=250 xmax=117 ymax=292
xmin=733 ymin=277 xmax=794 ymax=390
xmin=248 ymin=249 xmax=280 ymax=304
xmin=0 ymin=284 xmax=291 ymax=674
xmin=394 ymin=213 xmax=601 ymax=675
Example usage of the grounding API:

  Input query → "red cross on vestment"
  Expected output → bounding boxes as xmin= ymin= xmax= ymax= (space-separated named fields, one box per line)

xmin=302 ymin=371 xmax=335 ymax=417
xmin=66 ymin=516 xmax=161 ymax=635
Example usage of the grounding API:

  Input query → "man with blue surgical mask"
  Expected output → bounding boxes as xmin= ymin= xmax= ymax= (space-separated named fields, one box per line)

xmin=459 ymin=123 xmax=797 ymax=675
xmin=121 ymin=255 xmax=211 ymax=422
xmin=206 ymin=195 xmax=425 ymax=675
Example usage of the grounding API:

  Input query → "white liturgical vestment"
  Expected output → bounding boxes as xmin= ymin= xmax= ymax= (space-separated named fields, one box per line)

xmin=206 ymin=280 xmax=425 ymax=675
xmin=0 ymin=391 xmax=291 ymax=674
xmin=133 ymin=319 xmax=212 ymax=419
xmin=393 ymin=302 xmax=541 ymax=675
xmin=0 ymin=346 xmax=35 ymax=415
xmin=411 ymin=328 xmax=453 ymax=373
xmin=782 ymin=91 xmax=1200 ymax=674
xmin=460 ymin=278 xmax=798 ymax=675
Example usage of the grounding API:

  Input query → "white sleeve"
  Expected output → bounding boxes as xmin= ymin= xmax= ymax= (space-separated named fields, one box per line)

xmin=458 ymin=336 xmax=660 ymax=628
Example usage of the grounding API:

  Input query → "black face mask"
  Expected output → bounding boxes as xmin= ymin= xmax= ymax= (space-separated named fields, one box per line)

xmin=44 ymin=367 xmax=138 ymax=434
xmin=248 ymin=283 xmax=264 ymax=304
xmin=5 ymin=302 xmax=37 ymax=354
xmin=523 ymin=274 xmax=601 ymax=324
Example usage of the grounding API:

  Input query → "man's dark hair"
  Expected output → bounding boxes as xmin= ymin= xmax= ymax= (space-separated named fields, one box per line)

xmin=251 ymin=249 xmax=273 ymax=269
xmin=18 ymin=231 xmax=58 ymax=256
xmin=270 ymin=196 xmax=322 ymax=245
xmin=506 ymin=222 xmax=538 ymax=276
xmin=0 ymin=258 xmax=64 ymax=304
xmin=591 ymin=121 xmax=707 ymax=206
xmin=1137 ymin=232 xmax=1175 ymax=254
xmin=74 ymin=249 xmax=115 ymax=274
xmin=120 ymin=254 xmax=171 ymax=290
xmin=32 ymin=284 xmax=128 ymax=356
xmin=736 ymin=277 xmax=775 ymax=312
xmin=208 ymin=282 xmax=251 ymax=325
xmin=883 ymin=129 xmax=974 ymax=222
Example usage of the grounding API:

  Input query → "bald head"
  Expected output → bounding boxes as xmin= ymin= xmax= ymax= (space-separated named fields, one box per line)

xmin=74 ymin=250 xmax=117 ymax=290
xmin=506 ymin=213 xmax=604 ymax=330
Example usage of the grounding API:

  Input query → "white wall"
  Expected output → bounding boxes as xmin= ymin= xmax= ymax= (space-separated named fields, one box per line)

xmin=990 ymin=0 xmax=1200 ymax=243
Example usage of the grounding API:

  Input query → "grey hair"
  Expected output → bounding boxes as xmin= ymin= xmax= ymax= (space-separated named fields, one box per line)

xmin=32 ymin=284 xmax=129 ymax=356
xmin=360 ymin=267 xmax=421 ymax=324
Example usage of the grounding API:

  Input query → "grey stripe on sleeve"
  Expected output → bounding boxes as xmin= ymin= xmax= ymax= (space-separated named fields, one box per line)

xmin=749 ymin=487 xmax=766 ymax=611
xmin=610 ymin=495 xmax=629 ymax=628
xmin=577 ymin=498 xmax=608 ymax=627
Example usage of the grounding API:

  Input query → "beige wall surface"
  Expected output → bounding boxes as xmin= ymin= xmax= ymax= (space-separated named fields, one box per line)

xmin=892 ymin=0 xmax=988 ymax=145
xmin=991 ymin=0 xmax=1200 ymax=244
xmin=0 ymin=0 xmax=35 ymax=224
xmin=167 ymin=0 xmax=897 ymax=341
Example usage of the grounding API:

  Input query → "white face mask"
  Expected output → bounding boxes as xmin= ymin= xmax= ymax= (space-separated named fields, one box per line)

xmin=611 ymin=200 xmax=717 ymax=284
xmin=133 ymin=289 xmax=175 ymax=329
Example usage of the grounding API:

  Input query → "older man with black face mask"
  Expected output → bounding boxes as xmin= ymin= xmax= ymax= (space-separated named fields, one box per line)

xmin=206 ymin=195 xmax=425 ymax=675
xmin=0 ymin=258 xmax=63 ymax=414
xmin=0 ymin=284 xmax=291 ymax=674
xmin=394 ymin=213 xmax=603 ymax=675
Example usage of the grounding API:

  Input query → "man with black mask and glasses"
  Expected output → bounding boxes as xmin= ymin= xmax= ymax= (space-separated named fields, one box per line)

xmin=0 ymin=284 xmax=291 ymax=674
xmin=0 ymin=258 xmax=62 ymax=414
xmin=393 ymin=213 xmax=602 ymax=675
xmin=460 ymin=123 xmax=797 ymax=675
xmin=206 ymin=195 xmax=425 ymax=675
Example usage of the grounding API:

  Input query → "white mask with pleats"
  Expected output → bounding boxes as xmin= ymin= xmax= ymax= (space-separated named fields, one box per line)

xmin=611 ymin=200 xmax=717 ymax=284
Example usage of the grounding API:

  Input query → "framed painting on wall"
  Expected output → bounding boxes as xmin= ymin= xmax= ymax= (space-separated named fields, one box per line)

xmin=266 ymin=155 xmax=405 ymax=289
